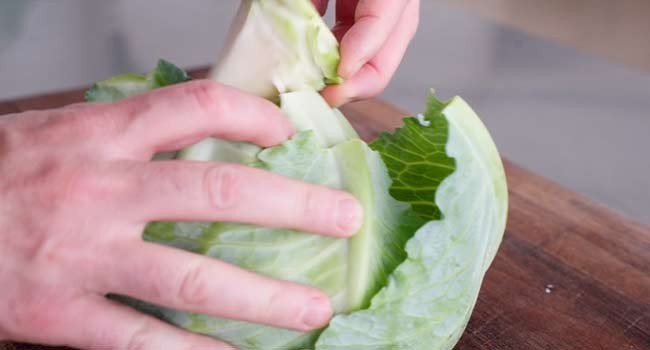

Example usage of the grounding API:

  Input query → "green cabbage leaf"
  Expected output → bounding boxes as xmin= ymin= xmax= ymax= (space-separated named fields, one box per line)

xmin=316 ymin=95 xmax=508 ymax=350
xmin=85 ymin=1 xmax=507 ymax=349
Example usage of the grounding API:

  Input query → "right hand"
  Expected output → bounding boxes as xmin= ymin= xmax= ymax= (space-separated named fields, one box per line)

xmin=0 ymin=80 xmax=363 ymax=350
xmin=313 ymin=0 xmax=420 ymax=107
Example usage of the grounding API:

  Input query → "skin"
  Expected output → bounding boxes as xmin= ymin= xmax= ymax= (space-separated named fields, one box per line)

xmin=313 ymin=0 xmax=421 ymax=107
xmin=0 ymin=81 xmax=363 ymax=349
xmin=0 ymin=2 xmax=418 ymax=348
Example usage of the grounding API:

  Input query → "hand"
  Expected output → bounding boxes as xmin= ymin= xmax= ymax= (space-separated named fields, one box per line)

xmin=313 ymin=0 xmax=420 ymax=107
xmin=0 ymin=81 xmax=363 ymax=350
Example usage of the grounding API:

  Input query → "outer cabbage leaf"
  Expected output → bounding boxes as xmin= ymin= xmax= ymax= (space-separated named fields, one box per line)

xmin=85 ymin=59 xmax=189 ymax=102
xmin=315 ymin=95 xmax=508 ymax=350
xmin=370 ymin=97 xmax=455 ymax=221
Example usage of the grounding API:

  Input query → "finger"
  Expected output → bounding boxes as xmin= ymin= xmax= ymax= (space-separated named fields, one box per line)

xmin=312 ymin=0 xmax=329 ymax=15
xmin=56 ymin=296 xmax=235 ymax=350
xmin=100 ymin=242 xmax=333 ymax=332
xmin=105 ymin=80 xmax=293 ymax=158
xmin=113 ymin=160 xmax=363 ymax=237
xmin=335 ymin=0 xmax=411 ymax=78
xmin=323 ymin=0 xmax=419 ymax=107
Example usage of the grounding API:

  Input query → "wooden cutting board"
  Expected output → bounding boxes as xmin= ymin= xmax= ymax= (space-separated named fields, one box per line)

xmin=1 ymin=69 xmax=648 ymax=350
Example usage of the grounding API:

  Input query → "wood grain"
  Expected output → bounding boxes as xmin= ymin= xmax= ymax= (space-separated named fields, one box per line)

xmin=1 ymin=70 xmax=648 ymax=350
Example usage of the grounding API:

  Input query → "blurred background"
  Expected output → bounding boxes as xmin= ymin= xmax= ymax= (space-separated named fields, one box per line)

xmin=0 ymin=0 xmax=648 ymax=224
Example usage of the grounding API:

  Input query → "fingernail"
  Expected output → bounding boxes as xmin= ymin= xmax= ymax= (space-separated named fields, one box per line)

xmin=301 ymin=297 xmax=332 ymax=329
xmin=336 ymin=198 xmax=363 ymax=235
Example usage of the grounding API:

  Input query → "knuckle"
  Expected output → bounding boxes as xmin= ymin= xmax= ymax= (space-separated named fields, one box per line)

xmin=47 ymin=165 xmax=105 ymax=205
xmin=136 ymin=261 xmax=166 ymax=301
xmin=206 ymin=164 xmax=242 ymax=210
xmin=30 ymin=162 xmax=120 ymax=214
xmin=184 ymin=80 xmax=225 ymax=115
xmin=25 ymin=160 xmax=74 ymax=206
xmin=127 ymin=319 xmax=156 ymax=350
xmin=87 ymin=330 xmax=117 ymax=350
xmin=362 ymin=64 xmax=389 ymax=99
xmin=3 ymin=293 xmax=63 ymax=338
xmin=25 ymin=103 xmax=133 ymax=147
xmin=63 ymin=168 xmax=97 ymax=199
xmin=5 ymin=158 xmax=79 ymax=215
xmin=89 ymin=103 xmax=133 ymax=137
xmin=61 ymin=104 xmax=126 ymax=139
xmin=115 ymin=97 xmax=153 ymax=127
xmin=1 ymin=108 xmax=109 ymax=155
xmin=36 ymin=109 xmax=85 ymax=143
xmin=259 ymin=289 xmax=285 ymax=323
xmin=177 ymin=262 xmax=211 ymax=307
xmin=301 ymin=187 xmax=323 ymax=226
xmin=149 ymin=164 xmax=188 ymax=197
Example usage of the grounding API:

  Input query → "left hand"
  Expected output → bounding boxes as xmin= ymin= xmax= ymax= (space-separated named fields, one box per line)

xmin=0 ymin=81 xmax=362 ymax=350
xmin=313 ymin=0 xmax=420 ymax=107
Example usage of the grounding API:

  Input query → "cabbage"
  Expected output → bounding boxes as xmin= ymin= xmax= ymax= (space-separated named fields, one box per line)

xmin=316 ymin=95 xmax=508 ymax=349
xmin=211 ymin=0 xmax=342 ymax=100
xmin=86 ymin=1 xmax=507 ymax=349
xmin=85 ymin=59 xmax=190 ymax=102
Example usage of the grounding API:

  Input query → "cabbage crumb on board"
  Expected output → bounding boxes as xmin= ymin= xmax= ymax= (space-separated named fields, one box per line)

xmin=86 ymin=1 xmax=508 ymax=349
